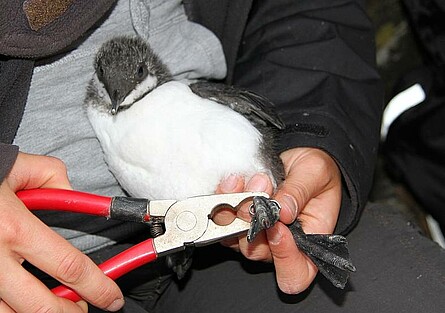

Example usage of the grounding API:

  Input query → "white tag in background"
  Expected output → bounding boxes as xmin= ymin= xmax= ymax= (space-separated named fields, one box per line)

xmin=380 ymin=83 xmax=426 ymax=140
xmin=380 ymin=82 xmax=445 ymax=247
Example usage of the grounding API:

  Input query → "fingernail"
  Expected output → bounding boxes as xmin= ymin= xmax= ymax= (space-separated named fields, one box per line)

xmin=282 ymin=194 xmax=297 ymax=220
xmin=246 ymin=174 xmax=268 ymax=191
xmin=268 ymin=226 xmax=282 ymax=245
xmin=220 ymin=174 xmax=238 ymax=192
xmin=106 ymin=298 xmax=125 ymax=312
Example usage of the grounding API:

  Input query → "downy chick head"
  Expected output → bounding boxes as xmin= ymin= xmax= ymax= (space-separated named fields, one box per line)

xmin=88 ymin=36 xmax=172 ymax=114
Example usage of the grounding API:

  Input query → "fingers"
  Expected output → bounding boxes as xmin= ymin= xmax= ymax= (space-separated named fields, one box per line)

xmin=268 ymin=148 xmax=342 ymax=294
xmin=18 ymin=213 xmax=124 ymax=309
xmin=215 ymin=148 xmax=343 ymax=295
xmin=6 ymin=152 xmax=72 ymax=192
xmin=215 ymin=174 xmax=245 ymax=194
xmin=0 ymin=299 xmax=19 ymax=313
xmin=216 ymin=173 xmax=274 ymax=224
xmin=236 ymin=173 xmax=275 ymax=260
xmin=0 ymin=258 xmax=88 ymax=313
xmin=76 ymin=301 xmax=89 ymax=312
xmin=275 ymin=148 xmax=341 ymax=230
xmin=0 ymin=183 xmax=124 ymax=311
xmin=241 ymin=173 xmax=274 ymax=220
xmin=274 ymin=149 xmax=324 ymax=223
xmin=217 ymin=173 xmax=275 ymax=261
xmin=267 ymin=223 xmax=318 ymax=294
xmin=0 ymin=301 xmax=16 ymax=313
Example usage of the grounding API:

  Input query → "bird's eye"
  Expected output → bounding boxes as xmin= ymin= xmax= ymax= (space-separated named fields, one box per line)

xmin=136 ymin=64 xmax=148 ymax=80
xmin=97 ymin=65 xmax=104 ymax=79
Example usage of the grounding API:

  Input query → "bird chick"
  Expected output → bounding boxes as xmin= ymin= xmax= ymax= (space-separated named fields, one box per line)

xmin=85 ymin=36 xmax=356 ymax=287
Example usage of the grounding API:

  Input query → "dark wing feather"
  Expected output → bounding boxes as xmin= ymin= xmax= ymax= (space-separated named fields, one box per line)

xmin=189 ymin=81 xmax=285 ymax=130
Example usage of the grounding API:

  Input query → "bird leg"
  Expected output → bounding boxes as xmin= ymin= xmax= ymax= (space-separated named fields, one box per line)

xmin=149 ymin=217 xmax=194 ymax=279
xmin=247 ymin=196 xmax=356 ymax=289
xmin=247 ymin=196 xmax=281 ymax=242
xmin=166 ymin=246 xmax=195 ymax=280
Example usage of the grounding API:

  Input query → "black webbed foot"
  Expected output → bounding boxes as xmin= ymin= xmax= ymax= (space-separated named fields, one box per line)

xmin=288 ymin=220 xmax=356 ymax=289
xmin=247 ymin=196 xmax=356 ymax=289
xmin=166 ymin=246 xmax=195 ymax=280
xmin=247 ymin=196 xmax=281 ymax=242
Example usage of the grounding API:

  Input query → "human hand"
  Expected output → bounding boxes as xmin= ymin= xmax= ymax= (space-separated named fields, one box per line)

xmin=0 ymin=152 xmax=124 ymax=312
xmin=216 ymin=147 xmax=342 ymax=294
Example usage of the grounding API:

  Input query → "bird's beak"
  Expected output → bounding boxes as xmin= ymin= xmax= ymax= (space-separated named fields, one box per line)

xmin=110 ymin=89 xmax=123 ymax=115
xmin=111 ymin=99 xmax=119 ymax=115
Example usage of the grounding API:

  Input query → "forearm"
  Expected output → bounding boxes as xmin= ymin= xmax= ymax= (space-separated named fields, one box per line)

xmin=233 ymin=0 xmax=383 ymax=233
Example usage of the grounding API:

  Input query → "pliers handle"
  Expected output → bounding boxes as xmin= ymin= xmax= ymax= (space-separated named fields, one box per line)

xmin=17 ymin=189 xmax=267 ymax=302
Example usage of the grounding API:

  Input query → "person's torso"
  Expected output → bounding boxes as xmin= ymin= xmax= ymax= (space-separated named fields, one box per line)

xmin=13 ymin=0 xmax=227 ymax=253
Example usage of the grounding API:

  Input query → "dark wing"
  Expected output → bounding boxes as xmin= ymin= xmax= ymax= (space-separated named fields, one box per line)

xmin=189 ymin=81 xmax=285 ymax=130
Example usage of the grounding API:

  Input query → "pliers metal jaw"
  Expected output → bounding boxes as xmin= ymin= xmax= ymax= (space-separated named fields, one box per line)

xmin=152 ymin=192 xmax=264 ymax=255
xmin=18 ymin=189 xmax=269 ymax=301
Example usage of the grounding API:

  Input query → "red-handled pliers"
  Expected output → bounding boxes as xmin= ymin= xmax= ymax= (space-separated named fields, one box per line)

xmin=17 ymin=189 xmax=267 ymax=302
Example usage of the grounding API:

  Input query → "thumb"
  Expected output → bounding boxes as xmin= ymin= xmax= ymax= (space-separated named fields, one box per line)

xmin=266 ymin=222 xmax=317 ymax=294
xmin=6 ymin=152 xmax=72 ymax=191
xmin=273 ymin=148 xmax=337 ymax=225
xmin=76 ymin=300 xmax=89 ymax=312
xmin=273 ymin=165 xmax=319 ymax=225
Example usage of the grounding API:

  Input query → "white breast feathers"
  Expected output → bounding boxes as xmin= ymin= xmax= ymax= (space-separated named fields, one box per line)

xmin=87 ymin=81 xmax=271 ymax=200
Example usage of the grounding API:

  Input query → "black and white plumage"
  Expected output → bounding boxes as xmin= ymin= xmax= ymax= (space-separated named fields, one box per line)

xmin=84 ymin=36 xmax=355 ymax=287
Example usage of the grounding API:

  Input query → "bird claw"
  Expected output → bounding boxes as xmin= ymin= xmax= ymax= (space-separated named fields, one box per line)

xmin=247 ymin=196 xmax=281 ymax=242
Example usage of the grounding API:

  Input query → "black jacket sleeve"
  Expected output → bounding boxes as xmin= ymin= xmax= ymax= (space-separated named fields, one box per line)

xmin=231 ymin=0 xmax=384 ymax=234
xmin=0 ymin=143 xmax=19 ymax=183
xmin=0 ymin=58 xmax=34 ymax=183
